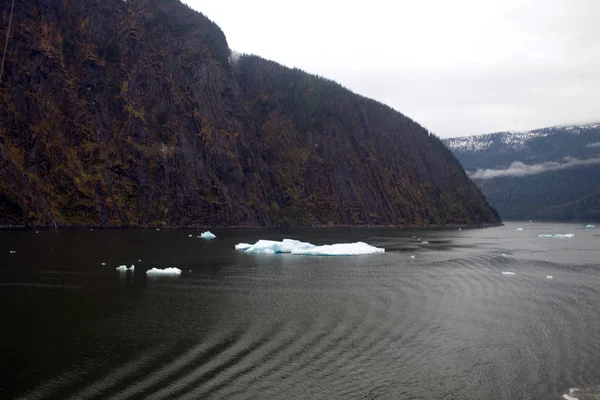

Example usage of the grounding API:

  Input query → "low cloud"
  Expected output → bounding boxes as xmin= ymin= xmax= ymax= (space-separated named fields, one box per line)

xmin=470 ymin=157 xmax=600 ymax=179
xmin=229 ymin=50 xmax=241 ymax=65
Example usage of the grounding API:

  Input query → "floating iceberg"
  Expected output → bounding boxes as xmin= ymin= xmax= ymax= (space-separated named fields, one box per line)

xmin=146 ymin=267 xmax=182 ymax=275
xmin=235 ymin=239 xmax=384 ymax=256
xmin=200 ymin=231 xmax=216 ymax=239
xmin=116 ymin=264 xmax=135 ymax=272
xmin=537 ymin=233 xmax=574 ymax=239
xmin=516 ymin=228 xmax=524 ymax=231
xmin=291 ymin=242 xmax=385 ymax=256
xmin=585 ymin=224 xmax=595 ymax=228
xmin=502 ymin=271 xmax=516 ymax=276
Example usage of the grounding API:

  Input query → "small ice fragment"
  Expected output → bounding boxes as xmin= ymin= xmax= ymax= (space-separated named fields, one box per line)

xmin=458 ymin=228 xmax=462 ymax=231
xmin=90 ymin=229 xmax=93 ymax=231
xmin=130 ymin=264 xmax=135 ymax=271
xmin=563 ymin=388 xmax=580 ymax=400
xmin=101 ymin=262 xmax=106 ymax=266
xmin=538 ymin=233 xmax=574 ymax=239
xmin=9 ymin=250 xmax=16 ymax=254
xmin=419 ymin=241 xmax=429 ymax=244
xmin=116 ymin=265 xmax=128 ymax=271
xmin=35 ymin=231 xmax=39 ymax=234
xmin=188 ymin=234 xmax=193 ymax=237
xmin=585 ymin=224 xmax=595 ymax=228
xmin=546 ymin=275 xmax=553 ymax=279
xmin=502 ymin=271 xmax=516 ymax=276
xmin=138 ymin=259 xmax=142 ymax=262
xmin=235 ymin=243 xmax=252 ymax=251
xmin=146 ymin=267 xmax=182 ymax=275
xmin=156 ymin=228 xmax=161 ymax=231
xmin=516 ymin=228 xmax=524 ymax=231
xmin=410 ymin=255 xmax=416 ymax=259
xmin=200 ymin=231 xmax=216 ymax=239
xmin=502 ymin=253 xmax=507 ymax=256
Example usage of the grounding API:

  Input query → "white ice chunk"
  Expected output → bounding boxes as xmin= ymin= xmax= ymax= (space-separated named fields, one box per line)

xmin=458 ymin=228 xmax=462 ymax=231
xmin=546 ymin=275 xmax=553 ymax=279
xmin=188 ymin=234 xmax=193 ymax=237
xmin=146 ymin=267 xmax=182 ymax=275
xmin=200 ymin=231 xmax=216 ymax=239
xmin=410 ymin=255 xmax=416 ymax=259
xmin=291 ymin=242 xmax=385 ymax=256
xmin=419 ymin=241 xmax=429 ymax=244
xmin=101 ymin=262 xmax=106 ymax=266
xmin=502 ymin=253 xmax=507 ymax=256
xmin=130 ymin=264 xmax=135 ymax=271
xmin=235 ymin=239 xmax=384 ymax=256
xmin=516 ymin=228 xmax=524 ymax=231
xmin=502 ymin=271 xmax=516 ymax=275
xmin=116 ymin=265 xmax=128 ymax=271
xmin=563 ymin=388 xmax=580 ymax=400
xmin=538 ymin=233 xmax=574 ymax=238
xmin=585 ymin=224 xmax=595 ymax=228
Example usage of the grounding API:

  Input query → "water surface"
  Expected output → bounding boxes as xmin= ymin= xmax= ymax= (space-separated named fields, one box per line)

xmin=1 ymin=222 xmax=599 ymax=399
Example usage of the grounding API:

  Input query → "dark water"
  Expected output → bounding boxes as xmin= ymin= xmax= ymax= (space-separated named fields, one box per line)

xmin=1 ymin=222 xmax=600 ymax=399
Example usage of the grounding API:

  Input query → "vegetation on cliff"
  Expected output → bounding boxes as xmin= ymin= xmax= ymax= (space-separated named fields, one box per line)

xmin=0 ymin=0 xmax=500 ymax=227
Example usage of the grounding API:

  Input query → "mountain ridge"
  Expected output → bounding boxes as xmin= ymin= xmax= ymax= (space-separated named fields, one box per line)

xmin=443 ymin=123 xmax=600 ymax=221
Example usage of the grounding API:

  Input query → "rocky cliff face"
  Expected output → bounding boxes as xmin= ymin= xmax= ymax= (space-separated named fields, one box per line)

xmin=0 ymin=0 xmax=500 ymax=227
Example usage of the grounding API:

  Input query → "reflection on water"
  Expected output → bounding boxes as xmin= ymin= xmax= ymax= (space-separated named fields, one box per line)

xmin=0 ymin=222 xmax=599 ymax=399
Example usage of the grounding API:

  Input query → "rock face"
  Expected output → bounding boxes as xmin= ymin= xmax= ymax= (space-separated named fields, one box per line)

xmin=444 ymin=123 xmax=600 ymax=221
xmin=0 ymin=0 xmax=500 ymax=227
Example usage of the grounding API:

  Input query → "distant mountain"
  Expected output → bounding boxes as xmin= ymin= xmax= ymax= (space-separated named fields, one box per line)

xmin=0 ymin=0 xmax=499 ymax=227
xmin=444 ymin=123 xmax=600 ymax=221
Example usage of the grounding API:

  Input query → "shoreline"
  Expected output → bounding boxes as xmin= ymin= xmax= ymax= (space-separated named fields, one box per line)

xmin=0 ymin=222 xmax=504 ymax=231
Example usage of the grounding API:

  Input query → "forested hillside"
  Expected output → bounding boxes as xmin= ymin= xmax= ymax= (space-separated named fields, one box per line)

xmin=445 ymin=124 xmax=600 ymax=221
xmin=0 ymin=0 xmax=500 ymax=227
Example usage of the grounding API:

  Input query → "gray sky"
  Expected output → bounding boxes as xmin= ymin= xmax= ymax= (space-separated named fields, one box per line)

xmin=185 ymin=0 xmax=600 ymax=138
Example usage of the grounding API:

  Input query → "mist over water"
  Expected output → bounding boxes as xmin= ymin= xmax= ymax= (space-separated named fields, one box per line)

xmin=1 ymin=223 xmax=599 ymax=399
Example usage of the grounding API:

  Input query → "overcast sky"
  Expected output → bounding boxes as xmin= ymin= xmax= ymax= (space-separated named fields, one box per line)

xmin=184 ymin=0 xmax=600 ymax=138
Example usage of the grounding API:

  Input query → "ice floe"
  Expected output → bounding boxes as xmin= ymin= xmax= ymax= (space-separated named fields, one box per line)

xmin=585 ymin=224 xmax=595 ymax=228
xmin=200 ymin=231 xmax=216 ymax=239
xmin=235 ymin=239 xmax=384 ymax=256
xmin=502 ymin=271 xmax=515 ymax=275
xmin=116 ymin=265 xmax=135 ymax=272
xmin=516 ymin=228 xmax=524 ymax=231
xmin=538 ymin=233 xmax=574 ymax=239
xmin=146 ymin=267 xmax=182 ymax=275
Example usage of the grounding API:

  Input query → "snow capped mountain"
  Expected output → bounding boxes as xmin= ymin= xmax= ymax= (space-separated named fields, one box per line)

xmin=442 ymin=122 xmax=600 ymax=221
xmin=445 ymin=123 xmax=600 ymax=153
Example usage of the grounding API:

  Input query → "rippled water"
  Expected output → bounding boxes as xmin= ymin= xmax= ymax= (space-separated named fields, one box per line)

xmin=1 ymin=222 xmax=600 ymax=399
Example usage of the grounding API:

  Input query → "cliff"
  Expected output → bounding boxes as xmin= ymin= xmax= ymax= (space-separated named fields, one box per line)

xmin=0 ymin=0 xmax=500 ymax=227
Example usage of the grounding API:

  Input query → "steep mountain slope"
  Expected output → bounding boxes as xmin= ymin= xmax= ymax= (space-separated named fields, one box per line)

xmin=0 ymin=0 xmax=499 ymax=227
xmin=444 ymin=124 xmax=600 ymax=221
